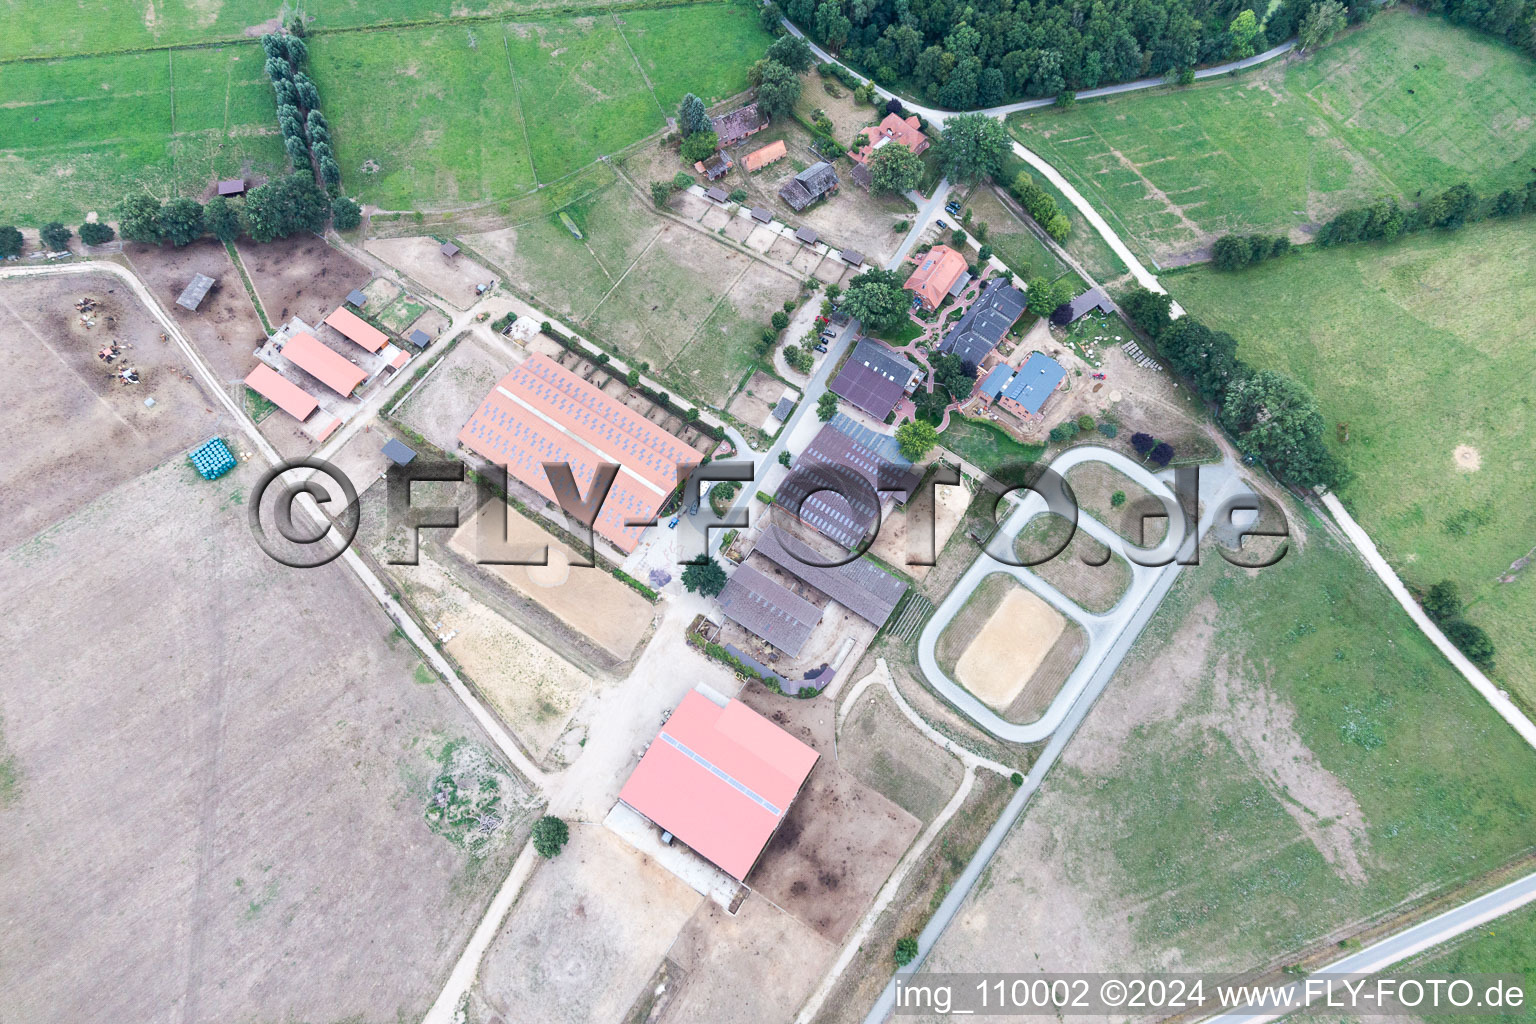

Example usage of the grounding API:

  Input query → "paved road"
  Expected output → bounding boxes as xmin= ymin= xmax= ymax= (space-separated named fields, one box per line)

xmin=916 ymin=445 xmax=1208 ymax=742
xmin=862 ymin=454 xmax=1249 ymax=1024
xmin=1203 ymin=870 xmax=1536 ymax=1024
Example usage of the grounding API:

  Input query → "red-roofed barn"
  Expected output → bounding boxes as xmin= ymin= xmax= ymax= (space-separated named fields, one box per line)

xmin=619 ymin=691 xmax=819 ymax=881
xmin=281 ymin=331 xmax=367 ymax=397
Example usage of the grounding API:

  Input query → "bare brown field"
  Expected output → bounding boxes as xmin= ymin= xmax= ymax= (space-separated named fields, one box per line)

xmin=0 ymin=454 xmax=527 ymax=1024
xmin=365 ymin=235 xmax=497 ymax=312
xmin=473 ymin=825 xmax=701 ymax=1024
xmin=235 ymin=233 xmax=370 ymax=327
xmin=124 ymin=239 xmax=268 ymax=387
xmin=955 ymin=585 xmax=1066 ymax=709
xmin=839 ymin=686 xmax=964 ymax=823
xmin=1015 ymin=514 xmax=1133 ymax=613
xmin=393 ymin=328 xmax=510 ymax=452
xmin=449 ymin=500 xmax=655 ymax=661
xmin=1066 ymin=461 xmax=1170 ymax=546
xmin=741 ymin=688 xmax=921 ymax=945
xmin=868 ymin=475 xmax=972 ymax=583
xmin=0 ymin=273 xmax=222 ymax=549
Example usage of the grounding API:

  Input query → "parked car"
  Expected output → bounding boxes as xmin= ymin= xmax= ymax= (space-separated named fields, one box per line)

xmin=814 ymin=343 xmax=828 ymax=353
xmin=935 ymin=218 xmax=948 ymax=229
xmin=945 ymin=200 xmax=961 ymax=216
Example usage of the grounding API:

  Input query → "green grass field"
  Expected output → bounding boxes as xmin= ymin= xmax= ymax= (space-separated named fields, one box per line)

xmin=1171 ymin=217 xmax=1536 ymax=712
xmin=1403 ymin=903 xmax=1536 ymax=1024
xmin=308 ymin=25 xmax=537 ymax=210
xmin=1009 ymin=13 xmax=1536 ymax=266
xmin=1050 ymin=522 xmax=1536 ymax=968
xmin=960 ymin=186 xmax=1082 ymax=290
xmin=615 ymin=4 xmax=768 ymax=109
xmin=0 ymin=45 xmax=287 ymax=222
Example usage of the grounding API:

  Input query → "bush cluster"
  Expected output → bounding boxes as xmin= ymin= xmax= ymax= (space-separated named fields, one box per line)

xmin=1318 ymin=178 xmax=1536 ymax=247
xmin=1211 ymin=233 xmax=1290 ymax=270
xmin=1007 ymin=172 xmax=1070 ymax=242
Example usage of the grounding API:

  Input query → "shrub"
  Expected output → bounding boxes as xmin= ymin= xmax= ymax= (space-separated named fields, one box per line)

xmin=78 ymin=222 xmax=116 ymax=246
xmin=1131 ymin=432 xmax=1156 ymax=455
xmin=0 ymin=226 xmax=22 ymax=258
xmin=1422 ymin=580 xmax=1461 ymax=623
xmin=682 ymin=557 xmax=728 ymax=596
xmin=1076 ymin=414 xmax=1095 ymax=432
xmin=1096 ymin=421 xmax=1118 ymax=439
xmin=330 ymin=196 xmax=361 ymax=231
xmin=650 ymin=181 xmax=672 ymax=207
xmin=771 ymin=310 xmax=790 ymax=331
xmin=785 ymin=345 xmax=814 ymax=373
xmin=1048 ymin=422 xmax=1078 ymax=442
xmin=679 ymin=129 xmax=720 ymax=164
xmin=531 ymin=816 xmax=570 ymax=858
xmin=1010 ymin=771 xmax=1024 ymax=787
xmin=626 ymin=369 xmax=640 ymax=387
xmin=1110 ymin=490 xmax=1127 ymax=507
xmin=1149 ymin=441 xmax=1174 ymax=466
xmin=728 ymin=188 xmax=748 ymax=203
xmin=1443 ymin=619 xmax=1495 ymax=670
xmin=41 ymin=222 xmax=72 ymax=251
xmin=671 ymin=172 xmax=695 ymax=190
xmin=894 ymin=936 xmax=920 ymax=966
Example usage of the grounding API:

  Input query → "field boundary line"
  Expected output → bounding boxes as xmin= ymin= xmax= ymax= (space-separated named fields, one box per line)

xmin=610 ymin=12 xmax=667 ymax=121
xmin=665 ymin=261 xmax=750 ymax=375
xmin=584 ymin=223 xmax=664 ymax=320
xmin=167 ymin=50 xmax=177 ymax=180
xmin=1320 ymin=492 xmax=1536 ymax=748
xmin=223 ymin=241 xmax=272 ymax=332
xmin=500 ymin=26 xmax=542 ymax=186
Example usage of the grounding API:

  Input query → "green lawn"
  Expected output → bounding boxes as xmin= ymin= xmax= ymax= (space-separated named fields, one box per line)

xmin=615 ymin=4 xmax=771 ymax=109
xmin=0 ymin=45 xmax=287 ymax=223
xmin=502 ymin=16 xmax=664 ymax=181
xmin=939 ymin=415 xmax=1044 ymax=477
xmin=1402 ymin=903 xmax=1536 ymax=1024
xmin=1009 ymin=13 xmax=1536 ymax=266
xmin=961 ymin=186 xmax=1081 ymax=289
xmin=995 ymin=150 xmax=1128 ymax=285
xmin=1048 ymin=523 xmax=1536 ymax=969
xmin=1171 ymin=217 xmax=1536 ymax=712
xmin=309 ymin=24 xmax=537 ymax=210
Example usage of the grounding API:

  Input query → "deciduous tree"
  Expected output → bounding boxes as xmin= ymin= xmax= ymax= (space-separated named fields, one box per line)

xmin=682 ymin=557 xmax=728 ymax=596
xmin=867 ymin=143 xmax=922 ymax=195
xmin=204 ymin=195 xmax=242 ymax=242
xmin=40 ymin=222 xmax=72 ymax=251
xmin=895 ymin=419 xmax=939 ymax=459
xmin=938 ymin=114 xmax=1009 ymax=182
xmin=839 ymin=268 xmax=910 ymax=331
xmin=119 ymin=193 xmax=164 ymax=243
xmin=753 ymin=59 xmax=803 ymax=120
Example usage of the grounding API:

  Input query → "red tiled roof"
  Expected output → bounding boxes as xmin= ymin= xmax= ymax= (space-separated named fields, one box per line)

xmin=244 ymin=363 xmax=318 ymax=421
xmin=851 ymin=113 xmax=929 ymax=164
xmin=619 ymin=691 xmax=819 ymax=880
xmin=904 ymin=245 xmax=968 ymax=310
xmin=324 ymin=307 xmax=388 ymax=353
xmin=744 ymin=140 xmax=787 ymax=172
xmin=282 ymin=331 xmax=367 ymax=397
xmin=457 ymin=353 xmax=703 ymax=553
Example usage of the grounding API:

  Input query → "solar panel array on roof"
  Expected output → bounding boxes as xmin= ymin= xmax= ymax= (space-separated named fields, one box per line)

xmin=716 ymin=562 xmax=823 ymax=656
xmin=773 ymin=420 xmax=918 ymax=549
xmin=829 ymin=413 xmax=914 ymax=471
xmin=456 ymin=354 xmax=703 ymax=553
xmin=1000 ymin=351 xmax=1067 ymax=415
xmin=752 ymin=525 xmax=907 ymax=626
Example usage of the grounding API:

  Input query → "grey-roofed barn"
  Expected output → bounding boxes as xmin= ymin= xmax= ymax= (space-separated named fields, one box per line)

xmin=176 ymin=273 xmax=215 ymax=311
xmin=705 ymin=186 xmax=730 ymax=203
xmin=216 ymin=179 xmax=245 ymax=196
xmin=774 ymin=419 xmax=920 ymax=549
xmin=794 ymin=226 xmax=819 ymax=245
xmin=828 ymin=338 xmax=918 ymax=420
xmin=778 ymin=162 xmax=839 ymax=211
xmin=750 ymin=206 xmax=773 ymax=224
xmin=346 ymin=288 xmax=368 ymax=308
xmin=408 ymin=328 xmax=431 ymax=347
xmin=772 ymin=396 xmax=795 ymax=421
xmin=381 ymin=438 xmax=417 ymax=465
xmin=717 ymin=561 xmax=822 ymax=656
xmin=440 ymin=241 xmax=460 ymax=258
xmin=839 ymin=249 xmax=863 ymax=267
xmin=939 ymin=277 xmax=1027 ymax=370
xmin=1057 ymin=286 xmax=1114 ymax=323
xmin=752 ymin=525 xmax=907 ymax=627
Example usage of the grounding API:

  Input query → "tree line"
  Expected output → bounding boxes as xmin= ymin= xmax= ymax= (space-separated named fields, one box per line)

xmin=1210 ymin=176 xmax=1536 ymax=268
xmin=768 ymin=0 xmax=1534 ymax=110
xmin=116 ymin=176 xmax=361 ymax=247
xmin=1120 ymin=286 xmax=1343 ymax=489
xmin=261 ymin=26 xmax=341 ymax=191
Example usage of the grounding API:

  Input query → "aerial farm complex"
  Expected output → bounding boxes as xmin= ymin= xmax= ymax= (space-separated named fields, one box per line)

xmin=2 ymin=1 xmax=1535 ymax=1022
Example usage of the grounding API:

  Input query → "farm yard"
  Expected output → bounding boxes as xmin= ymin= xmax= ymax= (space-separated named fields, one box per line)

xmin=922 ymin=523 xmax=1536 ymax=978
xmin=1171 ymin=216 xmax=1536 ymax=712
xmin=0 ymin=44 xmax=287 ymax=223
xmin=1010 ymin=13 xmax=1536 ymax=266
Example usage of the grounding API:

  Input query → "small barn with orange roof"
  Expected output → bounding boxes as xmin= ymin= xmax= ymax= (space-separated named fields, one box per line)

xmin=324 ymin=306 xmax=388 ymax=353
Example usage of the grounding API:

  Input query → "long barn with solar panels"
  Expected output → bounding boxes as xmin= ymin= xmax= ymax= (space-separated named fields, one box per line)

xmin=457 ymin=354 xmax=704 ymax=553
xmin=773 ymin=418 xmax=922 ymax=550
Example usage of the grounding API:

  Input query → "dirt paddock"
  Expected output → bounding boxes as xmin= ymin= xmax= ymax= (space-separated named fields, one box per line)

xmin=957 ymin=584 xmax=1066 ymax=708
xmin=448 ymin=500 xmax=655 ymax=662
xmin=236 ymin=233 xmax=371 ymax=329
xmin=366 ymin=236 xmax=497 ymax=311
xmin=0 ymin=273 xmax=223 ymax=549
xmin=125 ymin=239 xmax=268 ymax=386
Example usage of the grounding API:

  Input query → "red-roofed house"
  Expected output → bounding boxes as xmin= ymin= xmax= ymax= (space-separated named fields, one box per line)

xmin=903 ymin=245 xmax=969 ymax=310
xmin=619 ymin=691 xmax=819 ymax=881
xmin=281 ymin=331 xmax=367 ymax=397
xmin=850 ymin=113 xmax=929 ymax=165
xmin=324 ymin=307 xmax=388 ymax=353
xmin=457 ymin=353 xmax=704 ymax=553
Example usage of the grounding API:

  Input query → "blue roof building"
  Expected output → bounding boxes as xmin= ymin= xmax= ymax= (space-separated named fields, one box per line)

xmin=978 ymin=364 xmax=1014 ymax=402
xmin=998 ymin=352 xmax=1066 ymax=416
